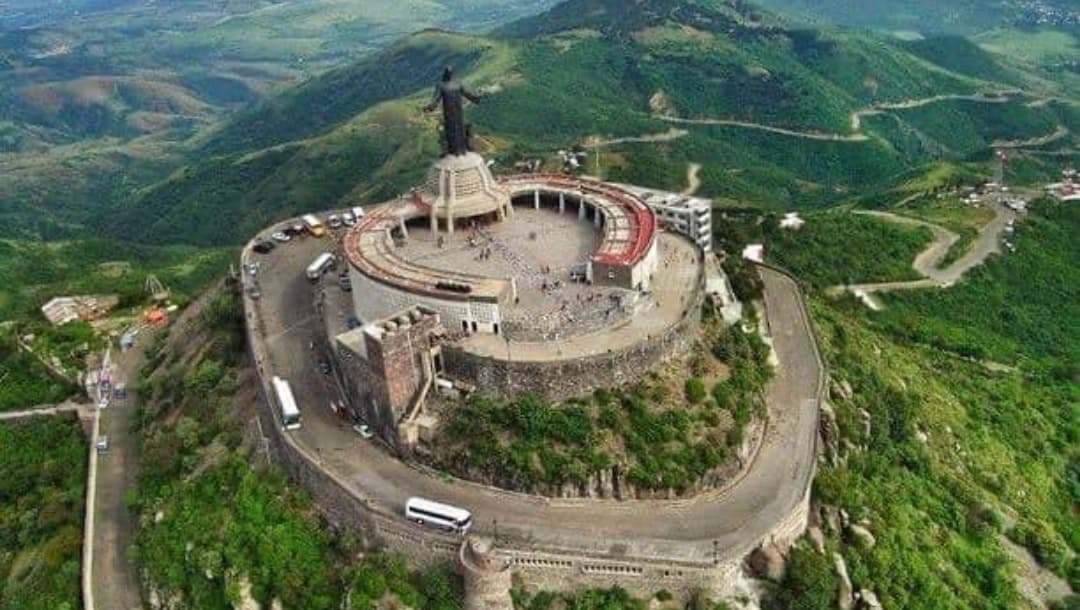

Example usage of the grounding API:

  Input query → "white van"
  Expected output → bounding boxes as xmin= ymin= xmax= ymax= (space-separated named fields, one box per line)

xmin=306 ymin=252 xmax=336 ymax=281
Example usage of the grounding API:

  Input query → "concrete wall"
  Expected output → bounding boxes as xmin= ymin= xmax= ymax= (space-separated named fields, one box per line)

xmin=441 ymin=266 xmax=704 ymax=403
xmin=242 ymin=233 xmax=820 ymax=606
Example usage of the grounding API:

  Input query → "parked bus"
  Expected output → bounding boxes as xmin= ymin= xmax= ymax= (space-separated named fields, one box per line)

xmin=405 ymin=497 xmax=472 ymax=534
xmin=306 ymin=252 xmax=336 ymax=281
xmin=271 ymin=376 xmax=302 ymax=431
xmin=302 ymin=214 xmax=326 ymax=237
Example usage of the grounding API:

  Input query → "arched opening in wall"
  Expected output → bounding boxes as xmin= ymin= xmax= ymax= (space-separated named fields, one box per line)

xmin=493 ymin=323 xmax=499 ymax=335
xmin=433 ymin=352 xmax=444 ymax=373
xmin=462 ymin=320 xmax=469 ymax=333
xmin=471 ymin=321 xmax=478 ymax=333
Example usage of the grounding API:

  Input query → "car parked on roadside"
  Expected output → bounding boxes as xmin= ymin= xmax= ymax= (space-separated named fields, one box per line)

xmin=272 ymin=231 xmax=291 ymax=243
xmin=352 ymin=423 xmax=374 ymax=439
xmin=328 ymin=214 xmax=342 ymax=229
xmin=253 ymin=240 xmax=275 ymax=254
xmin=343 ymin=211 xmax=356 ymax=226
xmin=96 ymin=436 xmax=109 ymax=454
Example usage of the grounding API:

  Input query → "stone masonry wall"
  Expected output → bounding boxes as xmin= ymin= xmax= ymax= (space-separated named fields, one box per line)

xmin=242 ymin=234 xmax=820 ymax=607
xmin=442 ymin=265 xmax=705 ymax=403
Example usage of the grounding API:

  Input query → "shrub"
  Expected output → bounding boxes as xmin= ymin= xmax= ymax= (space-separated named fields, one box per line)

xmin=685 ymin=378 xmax=707 ymax=404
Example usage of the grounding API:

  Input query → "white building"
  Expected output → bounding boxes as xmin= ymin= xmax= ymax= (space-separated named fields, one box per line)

xmin=40 ymin=295 xmax=119 ymax=326
xmin=779 ymin=212 xmax=805 ymax=230
xmin=615 ymin=185 xmax=713 ymax=253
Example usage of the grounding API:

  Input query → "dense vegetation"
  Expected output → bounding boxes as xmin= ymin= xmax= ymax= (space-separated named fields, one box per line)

xmin=711 ymin=209 xmax=934 ymax=289
xmin=0 ymin=328 xmax=76 ymax=411
xmin=0 ymin=238 xmax=233 ymax=320
xmin=0 ymin=416 xmax=87 ymax=610
xmin=768 ymin=200 xmax=1078 ymax=609
xmin=763 ymin=212 xmax=933 ymax=288
xmin=14 ymin=0 xmax=1062 ymax=246
xmin=434 ymin=321 xmax=771 ymax=495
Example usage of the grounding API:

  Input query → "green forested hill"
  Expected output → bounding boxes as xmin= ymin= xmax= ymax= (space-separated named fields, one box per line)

xmin=86 ymin=0 xmax=1077 ymax=246
xmin=749 ymin=0 xmax=1079 ymax=34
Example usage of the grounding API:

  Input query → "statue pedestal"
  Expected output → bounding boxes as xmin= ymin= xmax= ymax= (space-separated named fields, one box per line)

xmin=420 ymin=152 xmax=511 ymax=234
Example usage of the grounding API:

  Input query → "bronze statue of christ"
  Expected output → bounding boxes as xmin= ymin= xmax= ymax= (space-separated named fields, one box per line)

xmin=425 ymin=66 xmax=482 ymax=156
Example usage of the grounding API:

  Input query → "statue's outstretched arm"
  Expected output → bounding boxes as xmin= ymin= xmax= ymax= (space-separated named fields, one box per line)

xmin=462 ymin=86 xmax=483 ymax=104
xmin=423 ymin=86 xmax=441 ymax=112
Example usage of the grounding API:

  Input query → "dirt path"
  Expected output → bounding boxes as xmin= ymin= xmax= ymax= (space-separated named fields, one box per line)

xmin=831 ymin=203 xmax=1016 ymax=297
xmin=682 ymin=162 xmax=702 ymax=196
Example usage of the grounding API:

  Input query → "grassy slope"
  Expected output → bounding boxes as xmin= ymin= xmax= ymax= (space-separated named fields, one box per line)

xmin=789 ymin=200 xmax=1078 ymax=609
xmin=92 ymin=0 xmax=1067 ymax=246
xmin=0 ymin=416 xmax=86 ymax=610
xmin=0 ymin=0 xmax=558 ymax=238
xmin=765 ymin=211 xmax=934 ymax=288
xmin=0 ymin=238 xmax=234 ymax=320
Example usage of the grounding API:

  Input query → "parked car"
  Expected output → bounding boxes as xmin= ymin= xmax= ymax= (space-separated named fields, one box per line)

xmin=253 ymin=240 xmax=275 ymax=254
xmin=96 ymin=436 xmax=109 ymax=454
xmin=114 ymin=386 xmax=127 ymax=400
xmin=346 ymin=316 xmax=361 ymax=330
xmin=343 ymin=211 xmax=356 ymax=226
xmin=317 ymin=359 xmax=332 ymax=375
xmin=246 ymin=285 xmax=262 ymax=300
xmin=272 ymin=231 xmax=291 ymax=242
xmin=352 ymin=423 xmax=374 ymax=439
xmin=328 ymin=214 xmax=343 ymax=229
xmin=291 ymin=222 xmax=306 ymax=236
xmin=245 ymin=262 xmax=259 ymax=276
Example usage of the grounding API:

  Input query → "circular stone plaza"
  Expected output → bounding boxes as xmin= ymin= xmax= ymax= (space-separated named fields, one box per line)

xmin=331 ymin=150 xmax=707 ymax=453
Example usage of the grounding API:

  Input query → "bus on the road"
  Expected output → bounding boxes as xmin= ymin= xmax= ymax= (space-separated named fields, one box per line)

xmin=302 ymin=214 xmax=326 ymax=237
xmin=271 ymin=376 xmax=302 ymax=430
xmin=405 ymin=497 xmax=472 ymax=534
xmin=306 ymin=252 xmax=337 ymax=281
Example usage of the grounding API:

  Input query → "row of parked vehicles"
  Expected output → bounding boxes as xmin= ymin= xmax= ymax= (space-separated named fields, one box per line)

xmin=253 ymin=207 xmax=366 ymax=254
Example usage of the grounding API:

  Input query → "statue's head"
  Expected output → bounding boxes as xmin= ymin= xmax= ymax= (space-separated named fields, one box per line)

xmin=442 ymin=66 xmax=453 ymax=82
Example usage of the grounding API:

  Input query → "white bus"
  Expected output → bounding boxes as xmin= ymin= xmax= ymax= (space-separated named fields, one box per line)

xmin=271 ymin=376 xmax=302 ymax=431
xmin=405 ymin=497 xmax=472 ymax=534
xmin=302 ymin=214 xmax=326 ymax=237
xmin=306 ymin=252 xmax=336 ymax=281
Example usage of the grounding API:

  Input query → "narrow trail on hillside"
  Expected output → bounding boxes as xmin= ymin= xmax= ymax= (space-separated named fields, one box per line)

xmin=827 ymin=205 xmax=1016 ymax=298
xmin=658 ymin=115 xmax=870 ymax=142
xmin=583 ymin=128 xmax=689 ymax=148
xmin=654 ymin=89 xmax=1057 ymax=144
xmin=682 ymin=162 xmax=702 ymax=196
xmin=993 ymin=125 xmax=1070 ymax=149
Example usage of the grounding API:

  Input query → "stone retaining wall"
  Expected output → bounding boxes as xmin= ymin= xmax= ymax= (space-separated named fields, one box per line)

xmin=441 ymin=263 xmax=706 ymax=403
xmin=241 ymin=234 xmax=823 ymax=605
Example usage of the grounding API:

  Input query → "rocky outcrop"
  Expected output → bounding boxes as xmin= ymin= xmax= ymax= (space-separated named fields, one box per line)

xmin=747 ymin=543 xmax=786 ymax=582
xmin=847 ymin=523 xmax=876 ymax=550
xmin=856 ymin=589 xmax=883 ymax=610
xmin=819 ymin=401 xmax=841 ymax=465
xmin=834 ymin=553 xmax=854 ymax=610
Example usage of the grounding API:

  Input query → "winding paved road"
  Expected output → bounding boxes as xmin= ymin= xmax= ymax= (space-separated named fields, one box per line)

xmin=655 ymin=89 xmax=1045 ymax=145
xmin=834 ymin=202 xmax=1016 ymax=295
xmin=243 ymin=223 xmax=822 ymax=564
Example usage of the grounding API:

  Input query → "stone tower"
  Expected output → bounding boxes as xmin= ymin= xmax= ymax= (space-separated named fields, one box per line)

xmin=460 ymin=536 xmax=513 ymax=610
